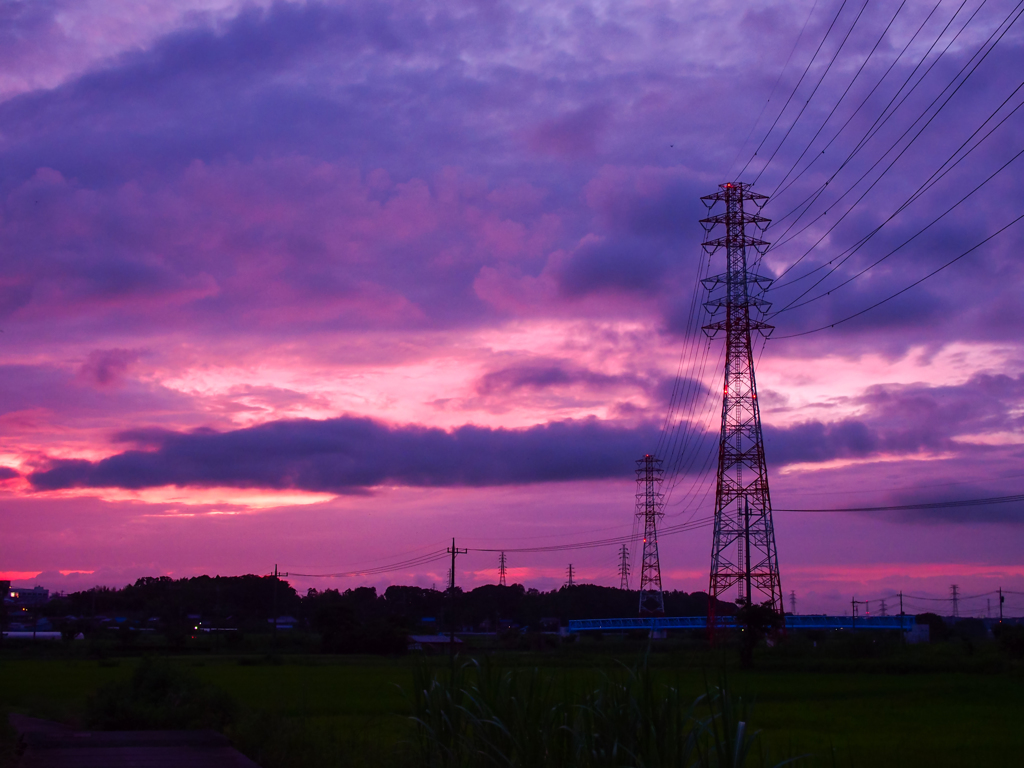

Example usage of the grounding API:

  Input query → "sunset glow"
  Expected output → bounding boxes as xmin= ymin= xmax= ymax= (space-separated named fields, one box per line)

xmin=1 ymin=0 xmax=1022 ymax=616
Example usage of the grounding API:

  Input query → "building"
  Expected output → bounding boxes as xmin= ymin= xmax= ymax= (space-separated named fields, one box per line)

xmin=8 ymin=586 xmax=49 ymax=606
xmin=408 ymin=634 xmax=463 ymax=652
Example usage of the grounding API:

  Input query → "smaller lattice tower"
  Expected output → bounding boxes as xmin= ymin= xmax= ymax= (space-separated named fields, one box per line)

xmin=498 ymin=552 xmax=507 ymax=586
xmin=618 ymin=544 xmax=630 ymax=590
xmin=636 ymin=454 xmax=665 ymax=616
xmin=566 ymin=564 xmax=575 ymax=587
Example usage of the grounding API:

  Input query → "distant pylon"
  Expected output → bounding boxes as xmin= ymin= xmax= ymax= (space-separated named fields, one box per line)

xmin=498 ymin=551 xmax=507 ymax=587
xmin=789 ymin=590 xmax=796 ymax=615
xmin=951 ymin=584 xmax=960 ymax=618
xmin=636 ymin=454 xmax=665 ymax=616
xmin=618 ymin=544 xmax=630 ymax=590
xmin=879 ymin=598 xmax=887 ymax=617
xmin=701 ymin=182 xmax=783 ymax=630
xmin=566 ymin=563 xmax=575 ymax=587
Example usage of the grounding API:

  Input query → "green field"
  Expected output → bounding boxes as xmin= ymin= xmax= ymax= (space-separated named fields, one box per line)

xmin=2 ymin=641 xmax=1023 ymax=767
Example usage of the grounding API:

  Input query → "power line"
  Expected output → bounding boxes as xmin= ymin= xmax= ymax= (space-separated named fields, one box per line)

xmin=766 ymin=0 xmax=1009 ymax=279
xmin=770 ymin=138 xmax=1024 ymax=318
xmin=288 ymin=549 xmax=449 ymax=578
xmin=739 ymin=0 xmax=853 ymax=178
xmin=771 ymin=209 xmax=1024 ymax=338
xmin=766 ymin=81 xmax=1024 ymax=305
xmin=468 ymin=515 xmax=714 ymax=554
xmin=766 ymin=0 xmax=910 ymax=198
xmin=767 ymin=0 xmax=983 ymax=242
xmin=727 ymin=0 xmax=823 ymax=179
xmin=753 ymin=0 xmax=872 ymax=186
xmin=776 ymin=492 xmax=1024 ymax=512
xmin=765 ymin=0 xmax=953 ymax=233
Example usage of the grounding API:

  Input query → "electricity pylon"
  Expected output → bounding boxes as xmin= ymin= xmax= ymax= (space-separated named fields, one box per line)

xmin=618 ymin=544 xmax=630 ymax=590
xmin=498 ymin=552 xmax=507 ymax=587
xmin=636 ymin=454 xmax=665 ymax=616
xmin=700 ymin=182 xmax=783 ymax=631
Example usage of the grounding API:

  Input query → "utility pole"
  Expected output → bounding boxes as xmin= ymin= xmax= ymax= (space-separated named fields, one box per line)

xmin=899 ymin=591 xmax=904 ymax=617
xmin=851 ymin=597 xmax=857 ymax=630
xmin=951 ymin=584 xmax=960 ymax=618
xmin=701 ymin=182 xmax=782 ymax=636
xmin=498 ymin=552 xmax=507 ymax=587
xmin=446 ymin=539 xmax=467 ymax=658
xmin=565 ymin=564 xmax=575 ymax=587
xmin=636 ymin=455 xmax=665 ymax=616
xmin=789 ymin=590 xmax=796 ymax=616
xmin=618 ymin=544 xmax=630 ymax=590
xmin=880 ymin=599 xmax=887 ymax=617
xmin=999 ymin=587 xmax=1004 ymax=622
xmin=987 ymin=598 xmax=991 ymax=619
xmin=270 ymin=565 xmax=288 ymax=642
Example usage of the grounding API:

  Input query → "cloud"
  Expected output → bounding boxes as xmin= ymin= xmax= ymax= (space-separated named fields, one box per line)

xmin=29 ymin=416 xmax=664 ymax=493
xmin=31 ymin=370 xmax=1019 ymax=494
xmin=765 ymin=373 xmax=1024 ymax=465
xmin=528 ymin=104 xmax=609 ymax=156
xmin=476 ymin=361 xmax=642 ymax=396
xmin=553 ymin=234 xmax=679 ymax=298
xmin=79 ymin=348 xmax=141 ymax=386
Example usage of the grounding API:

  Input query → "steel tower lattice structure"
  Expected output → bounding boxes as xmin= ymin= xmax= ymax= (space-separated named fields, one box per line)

xmin=636 ymin=454 xmax=665 ymax=616
xmin=700 ymin=182 xmax=783 ymax=628
xmin=618 ymin=544 xmax=630 ymax=590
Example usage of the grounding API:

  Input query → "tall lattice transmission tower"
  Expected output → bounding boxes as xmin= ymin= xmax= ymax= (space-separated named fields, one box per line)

xmin=618 ymin=544 xmax=630 ymax=590
xmin=636 ymin=454 xmax=665 ymax=616
xmin=700 ymin=182 xmax=783 ymax=626
xmin=498 ymin=551 xmax=507 ymax=587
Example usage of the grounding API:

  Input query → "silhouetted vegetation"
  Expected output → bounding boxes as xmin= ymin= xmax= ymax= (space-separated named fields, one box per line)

xmin=36 ymin=576 xmax=726 ymax=654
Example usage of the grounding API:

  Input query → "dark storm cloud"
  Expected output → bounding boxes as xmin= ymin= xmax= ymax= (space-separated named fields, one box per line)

xmin=29 ymin=416 xmax=662 ymax=492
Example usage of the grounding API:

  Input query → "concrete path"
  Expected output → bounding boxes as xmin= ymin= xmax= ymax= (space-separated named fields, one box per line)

xmin=10 ymin=713 xmax=260 ymax=767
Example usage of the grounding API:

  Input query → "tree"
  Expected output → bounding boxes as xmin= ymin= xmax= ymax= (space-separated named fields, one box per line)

xmin=735 ymin=599 xmax=782 ymax=668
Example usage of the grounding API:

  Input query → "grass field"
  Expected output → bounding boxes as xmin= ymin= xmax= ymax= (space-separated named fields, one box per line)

xmin=2 ymin=639 xmax=1022 ymax=767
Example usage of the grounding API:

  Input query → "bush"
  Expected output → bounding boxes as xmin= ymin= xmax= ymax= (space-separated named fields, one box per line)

xmin=85 ymin=657 xmax=236 ymax=731
xmin=994 ymin=624 xmax=1024 ymax=659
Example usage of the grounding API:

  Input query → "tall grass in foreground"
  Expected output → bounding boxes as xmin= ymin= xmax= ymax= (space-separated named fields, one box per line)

xmin=409 ymin=657 xmax=799 ymax=768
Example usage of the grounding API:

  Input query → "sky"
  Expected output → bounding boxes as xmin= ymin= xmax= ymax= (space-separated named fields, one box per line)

xmin=1 ymin=0 xmax=1023 ymax=617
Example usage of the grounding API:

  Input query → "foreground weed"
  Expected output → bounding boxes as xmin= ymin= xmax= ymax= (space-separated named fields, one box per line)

xmin=408 ymin=654 xmax=798 ymax=768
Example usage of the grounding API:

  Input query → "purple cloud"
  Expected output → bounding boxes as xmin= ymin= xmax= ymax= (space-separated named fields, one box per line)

xmin=29 ymin=416 xmax=664 ymax=493
xmin=79 ymin=348 xmax=141 ymax=386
